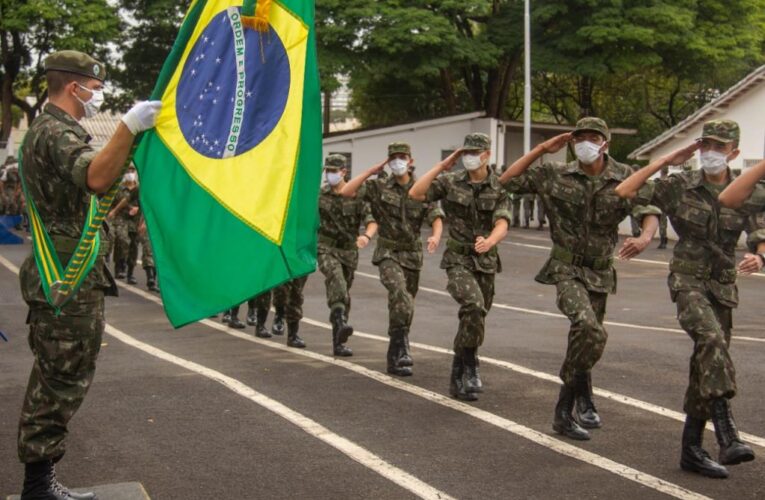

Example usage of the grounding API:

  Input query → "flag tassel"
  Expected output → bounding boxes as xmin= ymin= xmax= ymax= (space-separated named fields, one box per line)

xmin=242 ymin=0 xmax=271 ymax=32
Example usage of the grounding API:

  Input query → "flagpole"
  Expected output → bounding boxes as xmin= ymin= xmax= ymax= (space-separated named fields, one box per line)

xmin=523 ymin=0 xmax=531 ymax=154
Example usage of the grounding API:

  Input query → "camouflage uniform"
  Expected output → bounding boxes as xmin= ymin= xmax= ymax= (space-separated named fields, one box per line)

xmin=318 ymin=168 xmax=374 ymax=315
xmin=638 ymin=122 xmax=765 ymax=420
xmin=510 ymin=193 xmax=521 ymax=227
xmin=423 ymin=136 xmax=512 ymax=351
xmin=17 ymin=100 xmax=116 ymax=463
xmin=273 ymin=277 xmax=309 ymax=323
xmin=521 ymin=193 xmax=535 ymax=228
xmin=361 ymin=146 xmax=443 ymax=336
xmin=1 ymin=163 xmax=22 ymax=214
xmin=503 ymin=119 xmax=659 ymax=388
xmin=112 ymin=184 xmax=140 ymax=274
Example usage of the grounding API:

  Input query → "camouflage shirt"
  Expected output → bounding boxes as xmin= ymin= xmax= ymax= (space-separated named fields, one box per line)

xmin=637 ymin=169 xmax=765 ymax=307
xmin=19 ymin=103 xmax=114 ymax=309
xmin=362 ymin=175 xmax=444 ymax=270
xmin=424 ymin=170 xmax=512 ymax=273
xmin=504 ymin=156 xmax=660 ymax=293
xmin=2 ymin=166 xmax=20 ymax=189
xmin=318 ymin=184 xmax=375 ymax=268
xmin=113 ymin=184 xmax=141 ymax=230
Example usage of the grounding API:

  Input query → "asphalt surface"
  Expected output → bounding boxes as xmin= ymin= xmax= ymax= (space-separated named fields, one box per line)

xmin=1 ymin=227 xmax=764 ymax=499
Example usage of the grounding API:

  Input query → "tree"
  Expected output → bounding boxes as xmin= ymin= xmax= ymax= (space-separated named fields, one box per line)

xmin=0 ymin=0 xmax=120 ymax=142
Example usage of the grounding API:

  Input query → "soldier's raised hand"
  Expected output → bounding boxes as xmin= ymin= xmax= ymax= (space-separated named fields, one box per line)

xmin=438 ymin=148 xmax=465 ymax=172
xmin=662 ymin=141 xmax=701 ymax=166
xmin=368 ymin=159 xmax=388 ymax=175
xmin=541 ymin=133 xmax=573 ymax=154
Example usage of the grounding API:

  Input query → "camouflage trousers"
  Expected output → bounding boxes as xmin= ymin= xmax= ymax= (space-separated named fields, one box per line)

xmin=377 ymin=259 xmax=419 ymax=335
xmin=18 ymin=293 xmax=105 ymax=463
xmin=511 ymin=197 xmax=521 ymax=227
xmin=446 ymin=265 xmax=495 ymax=350
xmin=2 ymin=187 xmax=21 ymax=215
xmin=248 ymin=290 xmax=272 ymax=312
xmin=140 ymin=231 xmax=155 ymax=268
xmin=317 ymin=253 xmax=355 ymax=314
xmin=675 ymin=289 xmax=736 ymax=420
xmin=113 ymin=222 xmax=138 ymax=267
xmin=272 ymin=276 xmax=309 ymax=323
xmin=555 ymin=279 xmax=608 ymax=387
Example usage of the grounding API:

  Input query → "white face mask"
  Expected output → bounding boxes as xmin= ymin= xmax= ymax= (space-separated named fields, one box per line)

xmin=574 ymin=141 xmax=603 ymax=165
xmin=76 ymin=83 xmax=105 ymax=118
xmin=124 ymin=172 xmax=137 ymax=183
xmin=699 ymin=150 xmax=728 ymax=175
xmin=462 ymin=154 xmax=484 ymax=171
xmin=389 ymin=158 xmax=409 ymax=177
xmin=325 ymin=171 xmax=343 ymax=186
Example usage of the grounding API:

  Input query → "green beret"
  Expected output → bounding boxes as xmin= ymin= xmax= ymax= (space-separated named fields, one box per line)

xmin=574 ymin=117 xmax=610 ymax=142
xmin=44 ymin=50 xmax=106 ymax=82
xmin=700 ymin=120 xmax=740 ymax=144
xmin=324 ymin=154 xmax=347 ymax=168
xmin=388 ymin=142 xmax=411 ymax=157
xmin=463 ymin=133 xmax=491 ymax=151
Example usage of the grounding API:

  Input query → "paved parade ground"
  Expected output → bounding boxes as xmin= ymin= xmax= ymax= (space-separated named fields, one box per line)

xmin=1 ymin=228 xmax=764 ymax=499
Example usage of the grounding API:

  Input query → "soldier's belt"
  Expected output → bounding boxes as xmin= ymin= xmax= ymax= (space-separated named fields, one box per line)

xmin=318 ymin=233 xmax=357 ymax=251
xmin=52 ymin=235 xmax=110 ymax=257
xmin=446 ymin=238 xmax=497 ymax=257
xmin=550 ymin=244 xmax=612 ymax=271
xmin=377 ymin=236 xmax=420 ymax=252
xmin=669 ymin=258 xmax=736 ymax=284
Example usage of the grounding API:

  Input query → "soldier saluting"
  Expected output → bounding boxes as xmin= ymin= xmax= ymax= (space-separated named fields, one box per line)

xmin=17 ymin=50 xmax=160 ymax=499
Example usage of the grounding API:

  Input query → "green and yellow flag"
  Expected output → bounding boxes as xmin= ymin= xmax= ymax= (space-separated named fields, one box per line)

xmin=134 ymin=0 xmax=321 ymax=327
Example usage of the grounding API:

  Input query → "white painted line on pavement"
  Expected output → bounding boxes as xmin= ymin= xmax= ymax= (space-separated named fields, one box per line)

xmin=105 ymin=325 xmax=454 ymax=500
xmin=0 ymin=254 xmax=453 ymax=500
xmin=103 ymin=278 xmax=710 ymax=500
xmin=354 ymin=271 xmax=765 ymax=344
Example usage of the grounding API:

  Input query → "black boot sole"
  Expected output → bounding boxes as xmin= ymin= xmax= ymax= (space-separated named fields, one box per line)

xmin=387 ymin=367 xmax=413 ymax=377
xmin=574 ymin=412 xmax=602 ymax=429
xmin=287 ymin=339 xmax=306 ymax=348
xmin=681 ymin=459 xmax=729 ymax=478
xmin=720 ymin=449 xmax=755 ymax=466
xmin=333 ymin=347 xmax=353 ymax=357
xmin=450 ymin=387 xmax=478 ymax=401
xmin=553 ymin=423 xmax=591 ymax=441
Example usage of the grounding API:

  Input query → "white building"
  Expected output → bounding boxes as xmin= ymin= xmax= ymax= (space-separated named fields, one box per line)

xmin=323 ymin=111 xmax=636 ymax=176
xmin=629 ymin=64 xmax=765 ymax=169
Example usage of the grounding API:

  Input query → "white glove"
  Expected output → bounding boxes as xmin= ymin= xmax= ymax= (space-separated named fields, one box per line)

xmin=122 ymin=100 xmax=162 ymax=135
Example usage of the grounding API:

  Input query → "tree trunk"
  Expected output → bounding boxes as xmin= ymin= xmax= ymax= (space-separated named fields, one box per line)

xmin=439 ymin=68 xmax=457 ymax=115
xmin=577 ymin=76 xmax=595 ymax=118
xmin=485 ymin=66 xmax=502 ymax=118
xmin=496 ymin=57 xmax=519 ymax=121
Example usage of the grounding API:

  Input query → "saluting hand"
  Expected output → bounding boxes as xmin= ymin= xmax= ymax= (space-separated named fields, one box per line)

xmin=474 ymin=236 xmax=495 ymax=254
xmin=369 ymin=159 xmax=388 ymax=176
xmin=438 ymin=148 xmax=465 ymax=172
xmin=737 ymin=253 xmax=763 ymax=276
xmin=541 ymin=133 xmax=573 ymax=154
xmin=662 ymin=141 xmax=701 ymax=166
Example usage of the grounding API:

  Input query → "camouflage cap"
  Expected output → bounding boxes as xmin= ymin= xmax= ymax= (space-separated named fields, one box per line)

xmin=573 ymin=117 xmax=610 ymax=141
xmin=700 ymin=120 xmax=740 ymax=144
xmin=324 ymin=154 xmax=347 ymax=169
xmin=44 ymin=50 xmax=106 ymax=82
xmin=463 ymin=133 xmax=491 ymax=151
xmin=388 ymin=142 xmax=411 ymax=157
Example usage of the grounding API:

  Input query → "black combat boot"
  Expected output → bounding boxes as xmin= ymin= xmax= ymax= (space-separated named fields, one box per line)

xmin=287 ymin=321 xmax=306 ymax=348
xmin=386 ymin=330 xmax=412 ymax=376
xmin=246 ymin=306 xmax=257 ymax=326
xmin=254 ymin=307 xmax=272 ymax=338
xmin=680 ymin=415 xmax=729 ymax=478
xmin=115 ymin=260 xmax=126 ymax=280
xmin=126 ymin=265 xmax=137 ymax=285
xmin=330 ymin=308 xmax=354 ymax=345
xmin=553 ymin=385 xmax=591 ymax=441
xmin=397 ymin=329 xmax=413 ymax=368
xmin=573 ymin=371 xmax=601 ymax=429
xmin=271 ymin=306 xmax=286 ymax=336
xmin=227 ymin=306 xmax=246 ymax=329
xmin=21 ymin=460 xmax=79 ymax=500
xmin=462 ymin=347 xmax=482 ymax=394
xmin=449 ymin=350 xmax=477 ymax=401
xmin=221 ymin=311 xmax=231 ymax=324
xmin=711 ymin=398 xmax=755 ymax=465
xmin=145 ymin=267 xmax=160 ymax=292
xmin=51 ymin=466 xmax=97 ymax=500
xmin=658 ymin=236 xmax=668 ymax=249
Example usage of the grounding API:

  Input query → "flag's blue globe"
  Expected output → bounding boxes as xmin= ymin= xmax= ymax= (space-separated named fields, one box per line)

xmin=176 ymin=8 xmax=290 ymax=159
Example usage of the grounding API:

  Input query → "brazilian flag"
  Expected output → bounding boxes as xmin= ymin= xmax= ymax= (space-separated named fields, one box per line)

xmin=134 ymin=0 xmax=321 ymax=327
